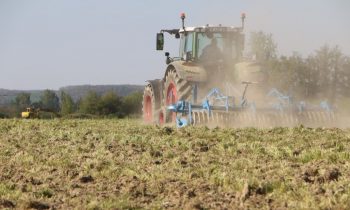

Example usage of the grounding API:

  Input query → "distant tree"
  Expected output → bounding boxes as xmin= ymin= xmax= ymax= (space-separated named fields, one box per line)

xmin=40 ymin=89 xmax=60 ymax=112
xmin=0 ymin=106 xmax=12 ymax=118
xmin=122 ymin=91 xmax=142 ymax=116
xmin=98 ymin=91 xmax=122 ymax=116
xmin=78 ymin=91 xmax=100 ymax=115
xmin=31 ymin=101 xmax=43 ymax=109
xmin=14 ymin=92 xmax=31 ymax=110
xmin=60 ymin=91 xmax=75 ymax=115
xmin=307 ymin=45 xmax=345 ymax=102
xmin=341 ymin=56 xmax=350 ymax=97
xmin=267 ymin=53 xmax=312 ymax=98
xmin=250 ymin=31 xmax=277 ymax=62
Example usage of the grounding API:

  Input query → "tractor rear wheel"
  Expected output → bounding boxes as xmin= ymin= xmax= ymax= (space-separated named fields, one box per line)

xmin=142 ymin=80 xmax=163 ymax=124
xmin=163 ymin=69 xmax=192 ymax=123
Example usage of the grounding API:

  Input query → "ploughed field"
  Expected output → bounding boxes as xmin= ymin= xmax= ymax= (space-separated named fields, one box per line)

xmin=0 ymin=119 xmax=350 ymax=209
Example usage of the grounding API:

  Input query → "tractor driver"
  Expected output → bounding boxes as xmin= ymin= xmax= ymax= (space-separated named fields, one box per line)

xmin=199 ymin=38 xmax=223 ymax=65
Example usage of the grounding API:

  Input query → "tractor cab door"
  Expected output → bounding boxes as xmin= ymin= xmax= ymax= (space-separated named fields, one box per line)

xmin=179 ymin=32 xmax=194 ymax=62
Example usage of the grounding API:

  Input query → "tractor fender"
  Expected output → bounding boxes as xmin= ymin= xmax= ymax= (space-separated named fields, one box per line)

xmin=164 ymin=60 xmax=207 ymax=82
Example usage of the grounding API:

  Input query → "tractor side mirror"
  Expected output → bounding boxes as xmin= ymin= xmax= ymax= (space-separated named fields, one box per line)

xmin=156 ymin=33 xmax=164 ymax=50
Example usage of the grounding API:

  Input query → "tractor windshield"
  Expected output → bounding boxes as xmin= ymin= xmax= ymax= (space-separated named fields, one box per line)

xmin=197 ymin=32 xmax=241 ymax=63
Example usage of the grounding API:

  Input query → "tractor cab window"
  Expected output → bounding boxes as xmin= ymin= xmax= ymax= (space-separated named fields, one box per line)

xmin=197 ymin=32 xmax=241 ymax=62
xmin=197 ymin=33 xmax=224 ymax=61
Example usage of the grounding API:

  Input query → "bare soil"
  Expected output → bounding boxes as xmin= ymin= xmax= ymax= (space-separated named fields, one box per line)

xmin=0 ymin=119 xmax=349 ymax=209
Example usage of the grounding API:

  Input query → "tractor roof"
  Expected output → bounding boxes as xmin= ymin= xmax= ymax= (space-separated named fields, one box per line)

xmin=179 ymin=25 xmax=243 ymax=33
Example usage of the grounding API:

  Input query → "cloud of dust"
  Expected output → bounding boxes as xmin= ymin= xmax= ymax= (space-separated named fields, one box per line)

xmin=191 ymin=57 xmax=350 ymax=128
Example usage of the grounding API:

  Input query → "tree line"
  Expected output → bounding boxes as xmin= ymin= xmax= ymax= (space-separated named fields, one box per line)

xmin=249 ymin=31 xmax=350 ymax=104
xmin=0 ymin=90 xmax=142 ymax=118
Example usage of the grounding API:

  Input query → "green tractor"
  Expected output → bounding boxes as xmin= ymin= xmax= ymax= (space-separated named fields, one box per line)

xmin=143 ymin=13 xmax=265 ymax=125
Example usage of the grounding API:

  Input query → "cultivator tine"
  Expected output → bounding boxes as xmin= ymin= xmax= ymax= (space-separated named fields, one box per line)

xmin=192 ymin=111 xmax=197 ymax=125
xmin=201 ymin=111 xmax=205 ymax=124
xmin=215 ymin=112 xmax=218 ymax=123
xmin=287 ymin=113 xmax=296 ymax=126
xmin=316 ymin=111 xmax=324 ymax=124
xmin=287 ymin=113 xmax=294 ymax=125
xmin=308 ymin=112 xmax=314 ymax=121
xmin=283 ymin=113 xmax=289 ymax=125
xmin=295 ymin=110 xmax=335 ymax=126
xmin=318 ymin=112 xmax=325 ymax=123
xmin=323 ymin=112 xmax=329 ymax=123
xmin=190 ymin=108 xmax=336 ymax=127
xmin=257 ymin=114 xmax=265 ymax=127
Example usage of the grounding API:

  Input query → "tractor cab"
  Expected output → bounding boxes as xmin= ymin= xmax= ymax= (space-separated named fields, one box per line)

xmin=156 ymin=13 xmax=245 ymax=67
xmin=178 ymin=26 xmax=245 ymax=65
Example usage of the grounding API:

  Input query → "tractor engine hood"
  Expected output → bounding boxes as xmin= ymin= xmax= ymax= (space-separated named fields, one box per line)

xmin=234 ymin=61 xmax=267 ymax=83
xmin=169 ymin=60 xmax=207 ymax=82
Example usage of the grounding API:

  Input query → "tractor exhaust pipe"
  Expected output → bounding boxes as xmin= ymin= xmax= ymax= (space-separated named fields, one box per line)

xmin=241 ymin=12 xmax=246 ymax=30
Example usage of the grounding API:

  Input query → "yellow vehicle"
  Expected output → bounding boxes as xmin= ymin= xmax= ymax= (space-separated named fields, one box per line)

xmin=21 ymin=107 xmax=60 ymax=119
xmin=21 ymin=108 xmax=38 ymax=118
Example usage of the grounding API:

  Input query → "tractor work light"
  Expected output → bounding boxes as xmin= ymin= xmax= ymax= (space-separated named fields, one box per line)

xmin=180 ymin=12 xmax=186 ymax=19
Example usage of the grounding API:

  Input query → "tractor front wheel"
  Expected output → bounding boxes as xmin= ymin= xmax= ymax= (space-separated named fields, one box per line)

xmin=163 ymin=69 xmax=192 ymax=123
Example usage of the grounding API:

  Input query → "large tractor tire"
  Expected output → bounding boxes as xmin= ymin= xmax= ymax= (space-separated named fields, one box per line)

xmin=163 ymin=69 xmax=192 ymax=122
xmin=142 ymin=80 xmax=164 ymax=124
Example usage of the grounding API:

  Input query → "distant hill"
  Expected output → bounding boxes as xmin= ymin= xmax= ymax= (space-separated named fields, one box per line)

xmin=0 ymin=84 xmax=144 ymax=106
xmin=0 ymin=89 xmax=42 ymax=106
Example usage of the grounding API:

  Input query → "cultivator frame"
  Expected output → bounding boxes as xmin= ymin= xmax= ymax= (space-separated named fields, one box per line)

xmin=167 ymin=83 xmax=336 ymax=128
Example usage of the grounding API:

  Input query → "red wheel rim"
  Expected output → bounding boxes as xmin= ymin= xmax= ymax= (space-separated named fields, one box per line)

xmin=166 ymin=82 xmax=177 ymax=122
xmin=144 ymin=95 xmax=152 ymax=122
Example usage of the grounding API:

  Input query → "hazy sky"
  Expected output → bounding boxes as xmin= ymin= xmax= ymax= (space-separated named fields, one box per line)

xmin=0 ymin=0 xmax=349 ymax=90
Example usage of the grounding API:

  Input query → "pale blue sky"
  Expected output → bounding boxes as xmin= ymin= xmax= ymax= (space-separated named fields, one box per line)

xmin=0 ymin=0 xmax=349 ymax=90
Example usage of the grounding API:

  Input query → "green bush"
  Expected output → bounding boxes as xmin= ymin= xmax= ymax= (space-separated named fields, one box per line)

xmin=0 ymin=112 xmax=9 ymax=118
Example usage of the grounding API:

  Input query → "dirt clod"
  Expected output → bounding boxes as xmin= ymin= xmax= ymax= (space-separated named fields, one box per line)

xmin=255 ymin=185 xmax=267 ymax=195
xmin=27 ymin=201 xmax=50 ymax=210
xmin=324 ymin=168 xmax=341 ymax=181
xmin=200 ymin=145 xmax=209 ymax=152
xmin=190 ymin=172 xmax=200 ymax=179
xmin=0 ymin=199 xmax=15 ymax=208
xmin=30 ymin=177 xmax=43 ymax=185
xmin=150 ymin=150 xmax=162 ymax=157
xmin=302 ymin=167 xmax=319 ymax=183
xmin=187 ymin=189 xmax=196 ymax=198
xmin=293 ymin=149 xmax=302 ymax=156
xmin=180 ymin=160 xmax=188 ymax=166
xmin=154 ymin=160 xmax=162 ymax=165
xmin=79 ymin=175 xmax=94 ymax=183
xmin=302 ymin=166 xmax=341 ymax=183
xmin=162 ymin=127 xmax=173 ymax=135
xmin=21 ymin=184 xmax=28 ymax=192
